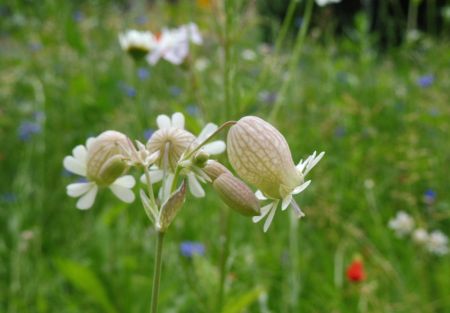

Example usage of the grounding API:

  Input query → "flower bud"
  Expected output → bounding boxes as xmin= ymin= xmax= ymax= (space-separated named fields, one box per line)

xmin=146 ymin=127 xmax=196 ymax=171
xmin=213 ymin=173 xmax=260 ymax=216
xmin=158 ymin=181 xmax=187 ymax=232
xmin=86 ymin=131 xmax=129 ymax=186
xmin=193 ymin=150 xmax=209 ymax=167
xmin=227 ymin=116 xmax=302 ymax=199
xmin=202 ymin=160 xmax=232 ymax=181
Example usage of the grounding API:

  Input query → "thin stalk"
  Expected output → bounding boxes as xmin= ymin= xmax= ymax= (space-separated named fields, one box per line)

xmin=288 ymin=210 xmax=300 ymax=312
xmin=144 ymin=167 xmax=157 ymax=209
xmin=269 ymin=0 xmax=314 ymax=122
xmin=217 ymin=206 xmax=231 ymax=311
xmin=150 ymin=231 xmax=165 ymax=313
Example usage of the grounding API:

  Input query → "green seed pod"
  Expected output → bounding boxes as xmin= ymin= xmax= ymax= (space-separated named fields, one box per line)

xmin=146 ymin=128 xmax=196 ymax=171
xmin=202 ymin=160 xmax=232 ymax=181
xmin=86 ymin=131 xmax=129 ymax=186
xmin=193 ymin=150 xmax=209 ymax=168
xmin=213 ymin=173 xmax=260 ymax=216
xmin=227 ymin=116 xmax=302 ymax=199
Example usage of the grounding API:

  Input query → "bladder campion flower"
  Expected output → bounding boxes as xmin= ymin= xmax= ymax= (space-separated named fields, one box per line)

xmin=227 ymin=116 xmax=324 ymax=232
xmin=427 ymin=230 xmax=449 ymax=255
xmin=144 ymin=112 xmax=225 ymax=199
xmin=63 ymin=131 xmax=136 ymax=209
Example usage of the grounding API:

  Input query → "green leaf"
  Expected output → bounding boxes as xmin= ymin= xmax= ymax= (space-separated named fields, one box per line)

xmin=55 ymin=259 xmax=117 ymax=313
xmin=222 ymin=287 xmax=265 ymax=313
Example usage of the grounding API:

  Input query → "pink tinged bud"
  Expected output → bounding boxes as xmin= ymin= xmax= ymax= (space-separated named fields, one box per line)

xmin=146 ymin=128 xmax=195 ymax=171
xmin=227 ymin=116 xmax=302 ymax=199
xmin=213 ymin=173 xmax=260 ymax=216
xmin=202 ymin=160 xmax=232 ymax=181
xmin=86 ymin=131 xmax=129 ymax=186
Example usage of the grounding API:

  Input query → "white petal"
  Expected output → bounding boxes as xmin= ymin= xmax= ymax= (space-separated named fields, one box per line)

xmin=304 ymin=151 xmax=325 ymax=176
xmin=150 ymin=169 xmax=164 ymax=183
xmin=159 ymin=174 xmax=174 ymax=202
xmin=157 ymin=114 xmax=172 ymax=129
xmin=187 ymin=173 xmax=205 ymax=198
xmin=202 ymin=141 xmax=226 ymax=155
xmin=290 ymin=199 xmax=306 ymax=218
xmin=171 ymin=112 xmax=185 ymax=129
xmin=109 ymin=184 xmax=135 ymax=203
xmin=292 ymin=180 xmax=312 ymax=195
xmin=281 ymin=194 xmax=292 ymax=210
xmin=63 ymin=156 xmax=86 ymax=176
xmin=113 ymin=175 xmax=135 ymax=188
xmin=197 ymin=123 xmax=218 ymax=142
xmin=67 ymin=182 xmax=93 ymax=197
xmin=86 ymin=137 xmax=95 ymax=149
xmin=72 ymin=145 xmax=87 ymax=163
xmin=255 ymin=190 xmax=267 ymax=200
xmin=263 ymin=204 xmax=278 ymax=233
xmin=76 ymin=185 xmax=98 ymax=210
xmin=252 ymin=203 xmax=273 ymax=223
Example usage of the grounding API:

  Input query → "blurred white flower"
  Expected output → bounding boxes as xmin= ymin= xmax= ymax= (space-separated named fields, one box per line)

xmin=118 ymin=30 xmax=156 ymax=57
xmin=195 ymin=57 xmax=210 ymax=71
xmin=143 ymin=112 xmax=225 ymax=199
xmin=427 ymin=230 xmax=449 ymax=255
xmin=146 ymin=23 xmax=202 ymax=65
xmin=388 ymin=211 xmax=415 ymax=237
xmin=412 ymin=228 xmax=429 ymax=245
xmin=315 ymin=0 xmax=341 ymax=6
xmin=241 ymin=49 xmax=257 ymax=61
xmin=64 ymin=135 xmax=136 ymax=210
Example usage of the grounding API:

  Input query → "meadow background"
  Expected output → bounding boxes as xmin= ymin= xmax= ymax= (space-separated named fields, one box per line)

xmin=1 ymin=0 xmax=449 ymax=312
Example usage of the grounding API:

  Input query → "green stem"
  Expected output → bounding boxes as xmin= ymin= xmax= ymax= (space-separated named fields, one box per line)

xmin=288 ymin=210 xmax=300 ymax=312
xmin=150 ymin=231 xmax=165 ymax=313
xmin=217 ymin=206 xmax=231 ymax=311
xmin=269 ymin=0 xmax=314 ymax=122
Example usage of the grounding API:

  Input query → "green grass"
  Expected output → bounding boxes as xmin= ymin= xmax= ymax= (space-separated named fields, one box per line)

xmin=1 ymin=1 xmax=449 ymax=312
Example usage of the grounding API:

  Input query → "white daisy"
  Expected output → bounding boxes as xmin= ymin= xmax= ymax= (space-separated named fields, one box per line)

xmin=63 ymin=138 xmax=136 ymax=210
xmin=388 ymin=211 xmax=415 ymax=237
xmin=252 ymin=151 xmax=325 ymax=232
xmin=142 ymin=112 xmax=225 ymax=199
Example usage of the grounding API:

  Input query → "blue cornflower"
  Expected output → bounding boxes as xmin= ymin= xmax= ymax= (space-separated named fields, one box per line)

xmin=18 ymin=121 xmax=41 ymax=141
xmin=169 ymin=86 xmax=182 ymax=97
xmin=423 ymin=189 xmax=436 ymax=205
xmin=135 ymin=15 xmax=148 ymax=25
xmin=0 ymin=193 xmax=16 ymax=203
xmin=137 ymin=67 xmax=150 ymax=80
xmin=186 ymin=105 xmax=200 ymax=117
xmin=417 ymin=74 xmax=434 ymax=88
xmin=119 ymin=82 xmax=136 ymax=98
xmin=73 ymin=10 xmax=84 ymax=22
xmin=144 ymin=128 xmax=154 ymax=141
xmin=180 ymin=241 xmax=205 ymax=258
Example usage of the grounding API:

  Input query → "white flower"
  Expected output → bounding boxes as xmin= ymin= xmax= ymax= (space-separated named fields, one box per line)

xmin=241 ymin=49 xmax=257 ymax=61
xmin=252 ymin=151 xmax=325 ymax=232
xmin=118 ymin=30 xmax=156 ymax=54
xmin=315 ymin=0 xmax=341 ymax=7
xmin=388 ymin=211 xmax=415 ymax=237
xmin=427 ymin=230 xmax=449 ymax=255
xmin=412 ymin=228 xmax=429 ymax=245
xmin=143 ymin=112 xmax=225 ymax=199
xmin=146 ymin=23 xmax=202 ymax=65
xmin=63 ymin=138 xmax=136 ymax=210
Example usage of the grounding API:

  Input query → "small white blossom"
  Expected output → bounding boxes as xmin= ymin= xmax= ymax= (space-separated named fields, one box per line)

xmin=241 ymin=49 xmax=257 ymax=61
xmin=315 ymin=0 xmax=341 ymax=7
xmin=146 ymin=23 xmax=202 ymax=65
xmin=412 ymin=228 xmax=429 ymax=245
xmin=64 ymin=136 xmax=136 ymax=210
xmin=118 ymin=30 xmax=156 ymax=54
xmin=388 ymin=211 xmax=415 ymax=237
xmin=427 ymin=230 xmax=449 ymax=255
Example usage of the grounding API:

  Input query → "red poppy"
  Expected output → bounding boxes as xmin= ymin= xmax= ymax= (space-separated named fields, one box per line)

xmin=346 ymin=260 xmax=365 ymax=282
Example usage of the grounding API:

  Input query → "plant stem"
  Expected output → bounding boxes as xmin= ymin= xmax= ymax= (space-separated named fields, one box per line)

xmin=269 ymin=0 xmax=314 ymax=122
xmin=217 ymin=206 xmax=231 ymax=311
xmin=150 ymin=231 xmax=165 ymax=313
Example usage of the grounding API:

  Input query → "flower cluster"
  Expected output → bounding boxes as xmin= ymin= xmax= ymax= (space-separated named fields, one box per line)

xmin=388 ymin=211 xmax=448 ymax=255
xmin=63 ymin=114 xmax=324 ymax=233
xmin=119 ymin=23 xmax=202 ymax=65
